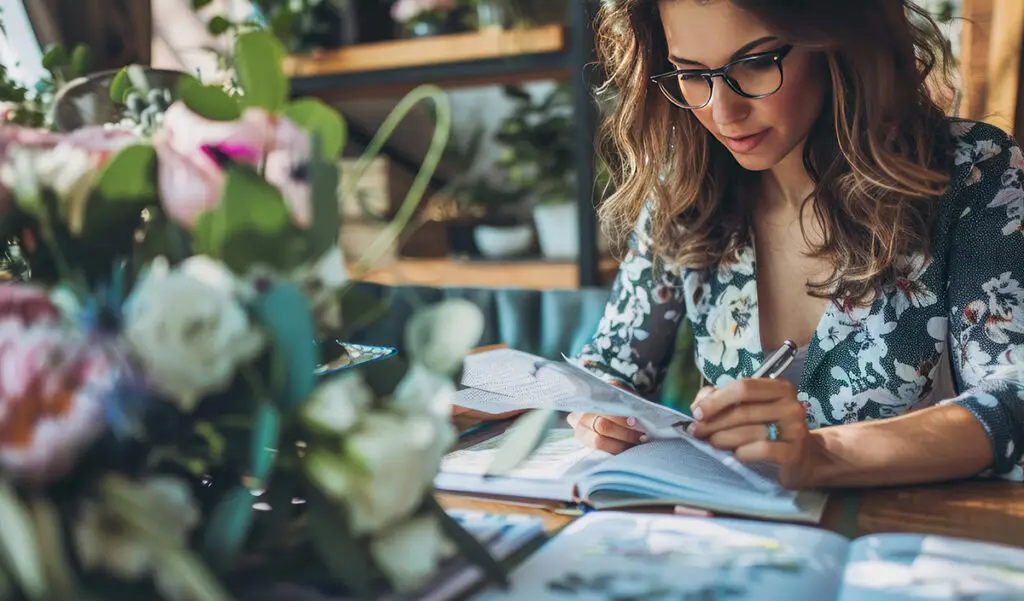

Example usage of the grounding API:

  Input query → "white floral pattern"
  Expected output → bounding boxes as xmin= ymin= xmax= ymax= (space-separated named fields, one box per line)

xmin=577 ymin=120 xmax=1024 ymax=476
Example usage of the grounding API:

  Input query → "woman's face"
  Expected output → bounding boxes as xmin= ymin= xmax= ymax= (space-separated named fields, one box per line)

xmin=658 ymin=0 xmax=827 ymax=172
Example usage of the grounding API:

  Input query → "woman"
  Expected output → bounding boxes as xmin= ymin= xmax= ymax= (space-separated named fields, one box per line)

xmin=561 ymin=0 xmax=1024 ymax=489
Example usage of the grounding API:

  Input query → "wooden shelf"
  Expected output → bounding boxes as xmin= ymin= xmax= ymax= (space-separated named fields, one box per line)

xmin=348 ymin=257 xmax=619 ymax=290
xmin=286 ymin=25 xmax=568 ymax=96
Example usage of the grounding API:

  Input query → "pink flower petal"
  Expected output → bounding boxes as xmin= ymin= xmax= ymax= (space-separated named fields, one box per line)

xmin=155 ymin=138 xmax=224 ymax=230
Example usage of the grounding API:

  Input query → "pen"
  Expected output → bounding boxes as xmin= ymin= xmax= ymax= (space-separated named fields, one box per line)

xmin=751 ymin=340 xmax=798 ymax=379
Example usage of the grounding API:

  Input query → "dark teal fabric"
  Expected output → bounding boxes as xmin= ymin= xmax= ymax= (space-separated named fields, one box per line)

xmin=344 ymin=282 xmax=612 ymax=361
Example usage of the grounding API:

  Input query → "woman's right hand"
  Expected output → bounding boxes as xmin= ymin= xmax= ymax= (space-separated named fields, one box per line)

xmin=567 ymin=412 xmax=648 ymax=454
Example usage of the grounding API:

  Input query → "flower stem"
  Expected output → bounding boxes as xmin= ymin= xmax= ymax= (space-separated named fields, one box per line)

xmin=342 ymin=85 xmax=452 ymax=278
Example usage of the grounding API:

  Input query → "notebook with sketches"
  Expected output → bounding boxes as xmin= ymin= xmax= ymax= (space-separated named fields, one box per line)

xmin=238 ymin=510 xmax=545 ymax=601
xmin=436 ymin=426 xmax=829 ymax=524
xmin=469 ymin=511 xmax=1024 ymax=601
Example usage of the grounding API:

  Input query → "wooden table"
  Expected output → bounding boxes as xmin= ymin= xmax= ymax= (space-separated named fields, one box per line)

xmin=438 ymin=479 xmax=1024 ymax=546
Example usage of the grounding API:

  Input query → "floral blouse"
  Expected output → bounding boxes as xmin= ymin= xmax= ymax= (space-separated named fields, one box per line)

xmin=576 ymin=120 xmax=1024 ymax=479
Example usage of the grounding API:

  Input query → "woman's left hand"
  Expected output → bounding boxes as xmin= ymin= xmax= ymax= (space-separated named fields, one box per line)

xmin=687 ymin=379 xmax=823 ymax=489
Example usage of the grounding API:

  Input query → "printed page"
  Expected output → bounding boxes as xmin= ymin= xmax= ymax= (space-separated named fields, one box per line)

xmin=471 ymin=511 xmax=848 ymax=601
xmin=839 ymin=533 xmax=1024 ymax=601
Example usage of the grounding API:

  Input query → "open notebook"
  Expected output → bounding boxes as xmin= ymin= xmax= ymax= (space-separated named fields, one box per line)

xmin=436 ymin=427 xmax=829 ymax=524
xmin=469 ymin=511 xmax=1024 ymax=601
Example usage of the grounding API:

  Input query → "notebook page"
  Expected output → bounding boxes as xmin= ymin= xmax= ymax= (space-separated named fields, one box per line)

xmin=471 ymin=512 xmax=848 ymax=601
xmin=839 ymin=534 xmax=1024 ymax=601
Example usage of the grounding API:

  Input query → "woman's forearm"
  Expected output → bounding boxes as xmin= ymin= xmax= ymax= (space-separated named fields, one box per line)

xmin=808 ymin=403 xmax=995 ymax=488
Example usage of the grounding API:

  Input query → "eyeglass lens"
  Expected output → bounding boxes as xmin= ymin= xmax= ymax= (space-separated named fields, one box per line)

xmin=663 ymin=54 xmax=783 ymax=108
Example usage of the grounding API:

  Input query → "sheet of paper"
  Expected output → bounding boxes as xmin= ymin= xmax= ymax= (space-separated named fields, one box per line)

xmin=456 ymin=348 xmax=692 ymax=439
xmin=470 ymin=512 xmax=848 ymax=601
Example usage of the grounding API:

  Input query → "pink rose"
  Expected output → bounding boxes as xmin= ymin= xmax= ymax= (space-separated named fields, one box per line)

xmin=155 ymin=102 xmax=312 ymax=230
xmin=0 ymin=321 xmax=112 ymax=484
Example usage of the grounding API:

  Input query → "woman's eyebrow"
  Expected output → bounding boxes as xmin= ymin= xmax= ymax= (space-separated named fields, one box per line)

xmin=669 ymin=35 xmax=780 ymax=66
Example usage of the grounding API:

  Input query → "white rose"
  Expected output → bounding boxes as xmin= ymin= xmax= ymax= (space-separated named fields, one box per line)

xmin=301 ymin=372 xmax=372 ymax=434
xmin=392 ymin=362 xmax=456 ymax=420
xmin=122 ymin=256 xmax=265 ymax=411
xmin=371 ymin=516 xmax=455 ymax=593
xmin=305 ymin=411 xmax=455 ymax=535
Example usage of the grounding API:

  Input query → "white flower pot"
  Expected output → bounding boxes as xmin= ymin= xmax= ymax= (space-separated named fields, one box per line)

xmin=473 ymin=224 xmax=534 ymax=259
xmin=532 ymin=202 xmax=579 ymax=260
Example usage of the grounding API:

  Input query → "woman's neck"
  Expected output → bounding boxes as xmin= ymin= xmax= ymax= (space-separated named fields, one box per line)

xmin=761 ymin=142 xmax=815 ymax=212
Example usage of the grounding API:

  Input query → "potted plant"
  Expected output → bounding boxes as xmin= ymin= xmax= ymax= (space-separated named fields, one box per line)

xmin=494 ymin=83 xmax=578 ymax=260
xmin=389 ymin=0 xmax=467 ymax=37
xmin=196 ymin=0 xmax=358 ymax=53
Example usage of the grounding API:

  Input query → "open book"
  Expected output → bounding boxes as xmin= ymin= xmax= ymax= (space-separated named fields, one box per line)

xmin=470 ymin=511 xmax=1024 ymax=601
xmin=436 ymin=426 xmax=829 ymax=524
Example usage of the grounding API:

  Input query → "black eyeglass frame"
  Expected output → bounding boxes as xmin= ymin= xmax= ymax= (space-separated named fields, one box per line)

xmin=649 ymin=44 xmax=795 ymax=109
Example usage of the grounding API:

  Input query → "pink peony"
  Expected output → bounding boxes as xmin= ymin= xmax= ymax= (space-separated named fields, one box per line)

xmin=0 ymin=285 xmax=62 ymax=326
xmin=0 ymin=321 xmax=113 ymax=484
xmin=155 ymin=102 xmax=312 ymax=230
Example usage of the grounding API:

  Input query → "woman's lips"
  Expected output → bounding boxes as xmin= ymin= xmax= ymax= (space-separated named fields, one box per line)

xmin=721 ymin=129 xmax=770 ymax=153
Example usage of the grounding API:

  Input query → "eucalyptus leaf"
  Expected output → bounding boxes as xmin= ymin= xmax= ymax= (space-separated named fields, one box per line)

xmin=202 ymin=485 xmax=256 ymax=571
xmin=178 ymin=74 xmax=241 ymax=122
xmin=250 ymin=402 xmax=281 ymax=487
xmin=306 ymin=489 xmax=378 ymax=601
xmin=0 ymin=481 xmax=47 ymax=600
xmin=69 ymin=45 xmax=90 ymax=78
xmin=424 ymin=496 xmax=509 ymax=588
xmin=192 ymin=0 xmax=213 ymax=8
xmin=109 ymin=67 xmax=129 ymax=103
xmin=483 ymin=409 xmax=558 ymax=477
xmin=233 ymin=30 xmax=288 ymax=112
xmin=405 ymin=299 xmax=485 ymax=376
xmin=207 ymin=15 xmax=231 ymax=35
xmin=254 ymin=282 xmax=317 ymax=409
xmin=27 ymin=498 xmax=79 ymax=600
xmin=303 ymin=145 xmax=341 ymax=262
xmin=41 ymin=44 xmax=67 ymax=72
xmin=282 ymin=99 xmax=347 ymax=158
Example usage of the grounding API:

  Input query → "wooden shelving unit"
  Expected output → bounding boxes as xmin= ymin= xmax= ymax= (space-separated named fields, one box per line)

xmin=349 ymin=257 xmax=619 ymax=290
xmin=286 ymin=2 xmax=605 ymax=290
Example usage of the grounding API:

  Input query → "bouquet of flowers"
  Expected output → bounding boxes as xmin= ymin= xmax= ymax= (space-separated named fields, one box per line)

xmin=0 ymin=29 xmax=504 ymax=601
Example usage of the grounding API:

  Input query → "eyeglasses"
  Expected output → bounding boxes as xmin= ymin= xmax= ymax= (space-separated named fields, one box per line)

xmin=650 ymin=45 xmax=794 ymax=109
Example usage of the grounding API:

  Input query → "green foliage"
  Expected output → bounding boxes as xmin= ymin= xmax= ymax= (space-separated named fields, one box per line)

xmin=234 ymin=31 xmax=289 ymax=112
xmin=196 ymin=0 xmax=354 ymax=53
xmin=178 ymin=75 xmax=243 ymax=122
xmin=283 ymin=99 xmax=347 ymax=158
xmin=254 ymin=283 xmax=318 ymax=409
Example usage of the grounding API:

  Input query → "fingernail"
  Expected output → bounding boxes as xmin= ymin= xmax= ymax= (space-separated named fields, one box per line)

xmin=639 ymin=435 xmax=649 ymax=443
xmin=686 ymin=423 xmax=696 ymax=435
xmin=692 ymin=407 xmax=704 ymax=421
xmin=627 ymin=416 xmax=637 ymax=427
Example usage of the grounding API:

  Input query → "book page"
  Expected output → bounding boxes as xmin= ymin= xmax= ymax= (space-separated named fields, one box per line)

xmin=471 ymin=511 xmax=848 ymax=601
xmin=441 ymin=428 xmax=596 ymax=480
xmin=839 ymin=533 xmax=1024 ymax=600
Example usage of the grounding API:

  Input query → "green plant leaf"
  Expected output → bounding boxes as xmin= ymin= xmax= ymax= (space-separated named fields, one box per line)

xmin=250 ymin=402 xmax=281 ymax=487
xmin=207 ymin=15 xmax=231 ymax=35
xmin=192 ymin=0 xmax=213 ymax=8
xmin=424 ymin=495 xmax=509 ymax=587
xmin=306 ymin=489 xmax=378 ymax=601
xmin=202 ymin=485 xmax=256 ymax=572
xmin=69 ymin=44 xmax=90 ymax=78
xmin=96 ymin=144 xmax=157 ymax=200
xmin=27 ymin=497 xmax=79 ymax=600
xmin=178 ymin=74 xmax=241 ymax=121
xmin=192 ymin=167 xmax=290 ymax=267
xmin=483 ymin=408 xmax=558 ymax=477
xmin=254 ymin=282 xmax=317 ymax=409
xmin=41 ymin=44 xmax=67 ymax=72
xmin=157 ymin=548 xmax=233 ymax=601
xmin=303 ymin=147 xmax=341 ymax=262
xmin=233 ymin=30 xmax=288 ymax=112
xmin=0 ymin=481 xmax=47 ymax=600
xmin=109 ymin=67 xmax=129 ymax=103
xmin=282 ymin=99 xmax=347 ymax=158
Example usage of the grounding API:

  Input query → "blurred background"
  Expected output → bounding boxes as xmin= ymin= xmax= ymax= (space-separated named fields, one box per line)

xmin=0 ymin=0 xmax=1018 ymax=292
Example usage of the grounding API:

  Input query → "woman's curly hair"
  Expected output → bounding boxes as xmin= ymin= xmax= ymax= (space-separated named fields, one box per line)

xmin=595 ymin=0 xmax=959 ymax=305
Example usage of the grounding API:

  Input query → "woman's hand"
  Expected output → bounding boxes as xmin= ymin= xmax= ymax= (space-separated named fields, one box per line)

xmin=688 ymin=379 xmax=823 ymax=488
xmin=567 ymin=412 xmax=647 ymax=454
